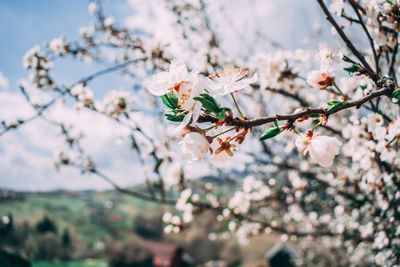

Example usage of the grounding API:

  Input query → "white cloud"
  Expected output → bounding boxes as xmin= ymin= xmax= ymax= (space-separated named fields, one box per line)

xmin=124 ymin=0 xmax=322 ymax=63
xmin=0 ymin=1 xmax=324 ymax=191
xmin=0 ymin=91 xmax=144 ymax=191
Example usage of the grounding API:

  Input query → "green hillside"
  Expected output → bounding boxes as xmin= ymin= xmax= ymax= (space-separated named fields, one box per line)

xmin=0 ymin=191 xmax=166 ymax=243
xmin=0 ymin=190 xmax=276 ymax=266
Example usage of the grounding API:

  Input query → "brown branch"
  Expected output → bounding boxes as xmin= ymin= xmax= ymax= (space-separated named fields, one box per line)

xmin=199 ymin=86 xmax=393 ymax=128
xmin=348 ymin=0 xmax=380 ymax=74
xmin=316 ymin=0 xmax=378 ymax=81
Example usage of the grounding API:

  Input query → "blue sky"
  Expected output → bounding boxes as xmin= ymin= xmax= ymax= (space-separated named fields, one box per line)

xmin=0 ymin=1 xmax=88 ymax=86
xmin=0 ymin=0 xmax=325 ymax=191
xmin=0 ymin=0 xmax=142 ymax=191
xmin=0 ymin=0 xmax=131 ymax=92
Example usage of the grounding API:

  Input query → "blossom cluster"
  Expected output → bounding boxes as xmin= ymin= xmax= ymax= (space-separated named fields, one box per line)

xmin=23 ymin=46 xmax=54 ymax=88
xmin=145 ymin=60 xmax=346 ymax=168
xmin=145 ymin=60 xmax=257 ymax=161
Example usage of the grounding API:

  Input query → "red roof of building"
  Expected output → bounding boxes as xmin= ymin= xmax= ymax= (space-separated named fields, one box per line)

xmin=142 ymin=241 xmax=181 ymax=267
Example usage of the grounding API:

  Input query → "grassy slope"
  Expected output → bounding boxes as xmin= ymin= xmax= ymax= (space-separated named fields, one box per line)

xmin=33 ymin=260 xmax=107 ymax=267
xmin=0 ymin=190 xmax=277 ymax=266
xmin=0 ymin=191 xmax=165 ymax=243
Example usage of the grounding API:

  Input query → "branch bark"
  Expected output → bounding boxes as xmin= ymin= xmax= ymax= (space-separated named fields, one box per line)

xmin=199 ymin=86 xmax=393 ymax=128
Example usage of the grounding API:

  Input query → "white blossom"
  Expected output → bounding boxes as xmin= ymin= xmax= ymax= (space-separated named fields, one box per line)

xmin=296 ymin=132 xmax=342 ymax=167
xmin=103 ymin=17 xmax=114 ymax=28
xmin=49 ymin=37 xmax=68 ymax=55
xmin=330 ymin=0 xmax=344 ymax=15
xmin=71 ymin=83 xmax=94 ymax=108
xmin=145 ymin=60 xmax=195 ymax=96
xmin=88 ymin=2 xmax=99 ymax=14
xmin=102 ymin=90 xmax=132 ymax=117
xmin=208 ymin=68 xmax=257 ymax=96
xmin=179 ymin=132 xmax=210 ymax=161
xmin=306 ymin=70 xmax=334 ymax=89
xmin=315 ymin=44 xmax=341 ymax=72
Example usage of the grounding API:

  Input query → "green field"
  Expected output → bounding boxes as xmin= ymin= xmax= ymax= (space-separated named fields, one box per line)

xmin=33 ymin=260 xmax=107 ymax=267
xmin=0 ymin=189 xmax=276 ymax=266
xmin=0 ymin=190 xmax=166 ymax=243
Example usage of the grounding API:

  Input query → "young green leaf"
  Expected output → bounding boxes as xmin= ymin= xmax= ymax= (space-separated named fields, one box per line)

xmin=194 ymin=96 xmax=220 ymax=113
xmin=390 ymin=88 xmax=400 ymax=103
xmin=260 ymin=126 xmax=281 ymax=141
xmin=160 ymin=94 xmax=178 ymax=109
xmin=164 ymin=111 xmax=185 ymax=122
xmin=327 ymin=101 xmax=345 ymax=113
xmin=343 ymin=64 xmax=360 ymax=76
xmin=327 ymin=100 xmax=341 ymax=106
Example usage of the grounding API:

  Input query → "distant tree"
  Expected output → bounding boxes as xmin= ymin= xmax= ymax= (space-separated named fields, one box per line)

xmin=0 ymin=249 xmax=31 ymax=267
xmin=36 ymin=216 xmax=57 ymax=234
xmin=61 ymin=229 xmax=71 ymax=248
xmin=36 ymin=233 xmax=62 ymax=261
xmin=6 ymin=213 xmax=13 ymax=231
xmin=133 ymin=215 xmax=163 ymax=240
xmin=0 ymin=213 xmax=13 ymax=237
xmin=60 ymin=229 xmax=74 ymax=261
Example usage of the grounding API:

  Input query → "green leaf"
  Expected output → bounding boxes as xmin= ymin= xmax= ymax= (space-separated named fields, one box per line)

xmin=160 ymin=94 xmax=178 ymax=109
xmin=194 ymin=97 xmax=219 ymax=113
xmin=216 ymin=108 xmax=229 ymax=120
xmin=343 ymin=64 xmax=360 ymax=76
xmin=327 ymin=101 xmax=345 ymax=113
xmin=194 ymin=93 xmax=226 ymax=115
xmin=357 ymin=85 xmax=367 ymax=91
xmin=327 ymin=100 xmax=341 ymax=106
xmin=390 ymin=88 xmax=400 ymax=103
xmin=259 ymin=126 xmax=281 ymax=141
xmin=387 ymin=135 xmax=398 ymax=146
xmin=164 ymin=111 xmax=185 ymax=122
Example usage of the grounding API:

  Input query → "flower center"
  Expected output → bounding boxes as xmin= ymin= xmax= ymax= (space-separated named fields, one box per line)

xmin=209 ymin=68 xmax=248 ymax=83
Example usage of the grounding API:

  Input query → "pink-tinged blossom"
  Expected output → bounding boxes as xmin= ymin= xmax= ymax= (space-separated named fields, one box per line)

xmin=49 ymin=37 xmax=68 ymax=56
xmin=146 ymin=60 xmax=204 ymax=130
xmin=179 ymin=132 xmax=210 ymax=161
xmin=208 ymin=68 xmax=257 ymax=96
xmin=306 ymin=70 xmax=334 ymax=89
xmin=296 ymin=131 xmax=342 ymax=167
xmin=71 ymin=83 xmax=94 ymax=108
xmin=145 ymin=60 xmax=195 ymax=96
xmin=102 ymin=90 xmax=132 ymax=117
xmin=88 ymin=2 xmax=99 ymax=14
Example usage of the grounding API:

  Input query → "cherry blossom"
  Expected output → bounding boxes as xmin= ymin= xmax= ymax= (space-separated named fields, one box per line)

xmin=71 ymin=83 xmax=94 ymax=108
xmin=102 ymin=90 xmax=132 ymax=117
xmin=296 ymin=131 xmax=342 ymax=167
xmin=208 ymin=68 xmax=257 ymax=96
xmin=49 ymin=37 xmax=68 ymax=56
xmin=179 ymin=132 xmax=210 ymax=161
xmin=306 ymin=70 xmax=334 ymax=90
xmin=145 ymin=60 xmax=196 ymax=96
xmin=3 ymin=1 xmax=400 ymax=265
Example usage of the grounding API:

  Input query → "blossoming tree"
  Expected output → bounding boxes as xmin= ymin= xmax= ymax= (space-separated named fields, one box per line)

xmin=1 ymin=0 xmax=400 ymax=265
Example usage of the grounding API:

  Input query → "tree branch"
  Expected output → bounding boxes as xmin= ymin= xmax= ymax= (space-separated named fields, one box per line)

xmin=199 ymin=86 xmax=393 ymax=128
xmin=316 ymin=0 xmax=378 ymax=81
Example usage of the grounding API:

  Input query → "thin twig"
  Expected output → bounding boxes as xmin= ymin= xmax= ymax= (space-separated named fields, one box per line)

xmin=316 ymin=0 xmax=377 ymax=81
